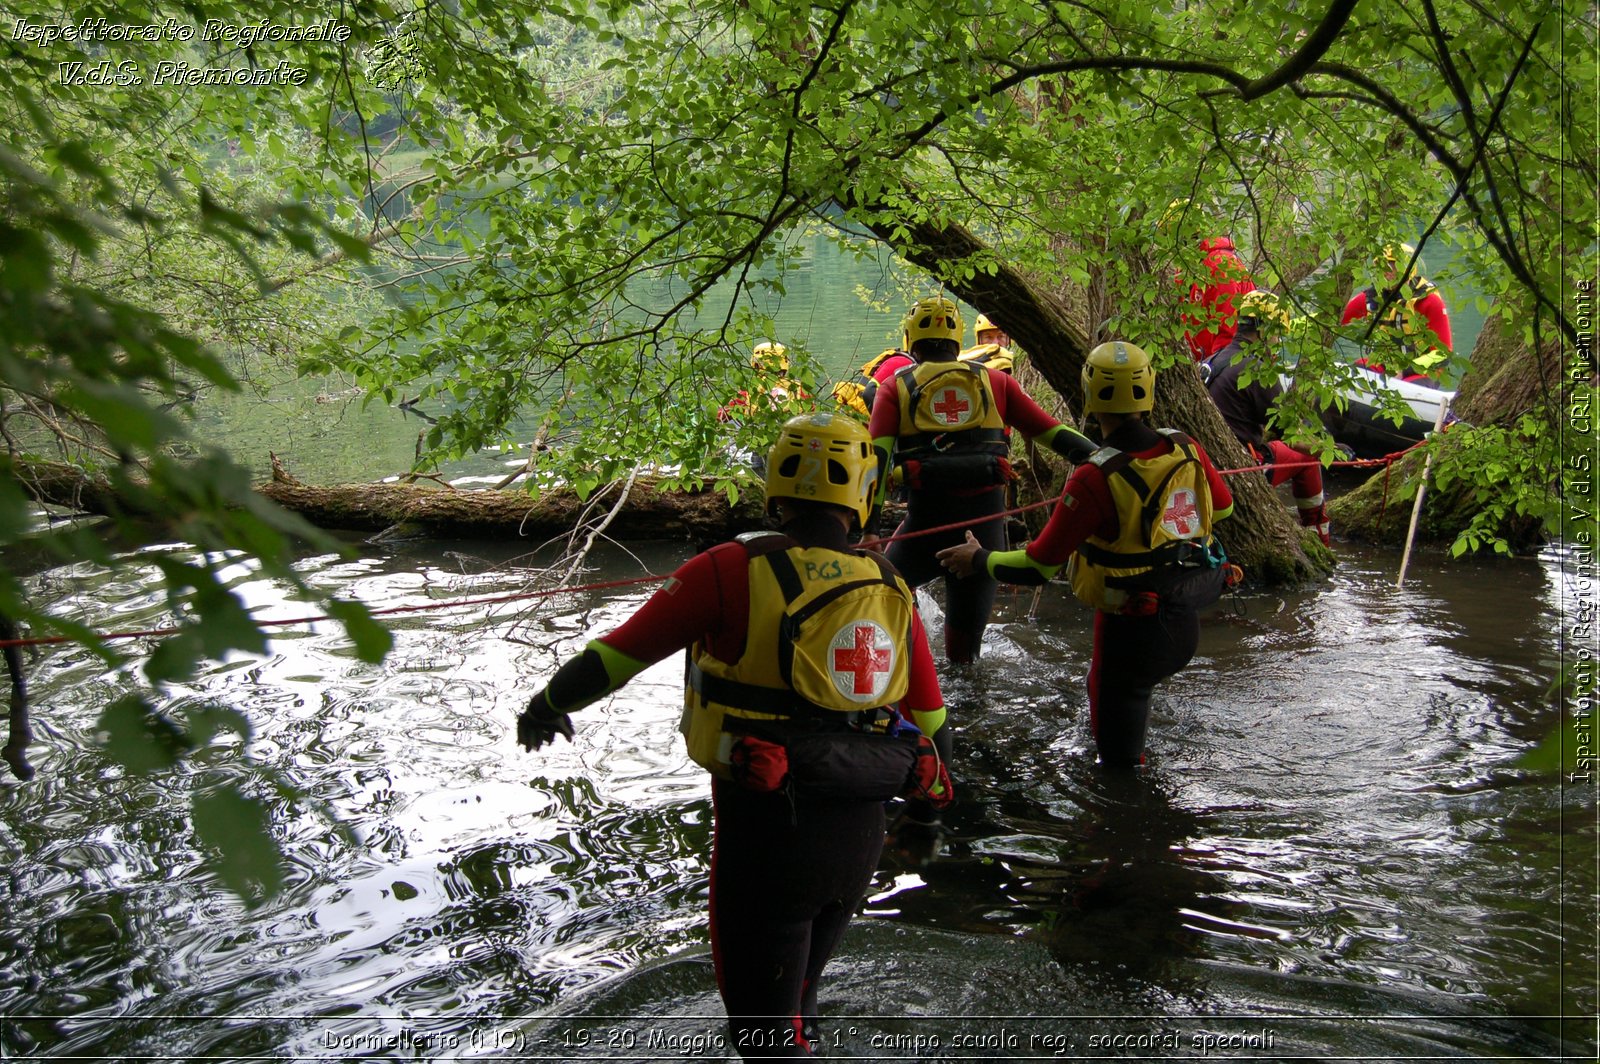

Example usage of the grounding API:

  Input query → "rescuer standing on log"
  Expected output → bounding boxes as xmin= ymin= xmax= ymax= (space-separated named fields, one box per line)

xmin=1340 ymin=241 xmax=1454 ymax=383
xmin=1202 ymin=290 xmax=1331 ymax=545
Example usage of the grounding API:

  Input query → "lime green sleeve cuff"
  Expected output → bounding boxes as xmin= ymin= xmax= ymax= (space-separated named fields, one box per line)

xmin=909 ymin=705 xmax=947 ymax=738
xmin=589 ymin=639 xmax=648 ymax=686
xmin=1035 ymin=423 xmax=1097 ymax=463
xmin=542 ymin=638 xmax=651 ymax=714
xmin=985 ymin=547 xmax=1062 ymax=585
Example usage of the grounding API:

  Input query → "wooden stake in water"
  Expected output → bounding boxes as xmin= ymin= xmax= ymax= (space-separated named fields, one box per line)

xmin=1395 ymin=396 xmax=1452 ymax=588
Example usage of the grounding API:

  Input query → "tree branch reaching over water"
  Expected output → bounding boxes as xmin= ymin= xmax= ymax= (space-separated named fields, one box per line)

xmin=1 ymin=614 xmax=34 ymax=782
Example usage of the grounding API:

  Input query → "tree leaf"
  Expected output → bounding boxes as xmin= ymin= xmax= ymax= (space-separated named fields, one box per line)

xmin=188 ymin=704 xmax=254 ymax=747
xmin=192 ymin=783 xmax=283 ymax=906
xmin=327 ymin=599 xmax=394 ymax=664
xmin=98 ymin=694 xmax=193 ymax=773
xmin=143 ymin=630 xmax=205 ymax=683
xmin=1514 ymin=726 xmax=1579 ymax=775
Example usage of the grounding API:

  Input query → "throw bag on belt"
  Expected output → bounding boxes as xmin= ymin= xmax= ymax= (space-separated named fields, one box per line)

xmin=728 ymin=725 xmax=954 ymax=807
xmin=1154 ymin=563 xmax=1227 ymax=610
xmin=903 ymin=454 xmax=1014 ymax=492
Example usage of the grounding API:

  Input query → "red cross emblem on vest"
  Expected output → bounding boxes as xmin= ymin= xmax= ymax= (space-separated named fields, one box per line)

xmin=932 ymin=388 xmax=970 ymax=425
xmin=831 ymin=622 xmax=893 ymax=698
xmin=1162 ymin=488 xmax=1201 ymax=537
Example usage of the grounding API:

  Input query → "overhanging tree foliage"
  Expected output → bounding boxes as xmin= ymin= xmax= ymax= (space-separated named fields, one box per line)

xmin=286 ymin=0 xmax=1590 ymax=551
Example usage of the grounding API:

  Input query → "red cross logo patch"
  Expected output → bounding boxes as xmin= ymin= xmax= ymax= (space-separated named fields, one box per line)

xmin=929 ymin=383 xmax=974 ymax=426
xmin=1161 ymin=487 xmax=1202 ymax=538
xmin=829 ymin=620 xmax=895 ymax=702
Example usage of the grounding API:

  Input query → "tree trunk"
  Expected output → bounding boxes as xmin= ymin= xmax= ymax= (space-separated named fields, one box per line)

xmin=1452 ymin=312 xmax=1565 ymax=429
xmin=852 ymin=206 xmax=1328 ymax=583
xmin=1331 ymin=310 xmax=1563 ymax=549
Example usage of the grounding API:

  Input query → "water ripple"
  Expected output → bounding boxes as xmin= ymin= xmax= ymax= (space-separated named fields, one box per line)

xmin=0 ymin=541 xmax=1589 ymax=1060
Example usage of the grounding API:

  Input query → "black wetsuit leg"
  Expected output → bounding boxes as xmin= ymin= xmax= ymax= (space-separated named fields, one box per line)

xmin=709 ymin=780 xmax=886 ymax=1059
xmin=886 ymin=486 xmax=1006 ymax=664
xmin=1086 ymin=603 xmax=1201 ymax=767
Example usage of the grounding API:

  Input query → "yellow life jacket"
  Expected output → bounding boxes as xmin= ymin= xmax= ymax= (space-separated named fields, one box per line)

xmin=764 ymin=375 xmax=811 ymax=414
xmin=831 ymin=349 xmax=909 ymax=418
xmin=1363 ymin=277 xmax=1438 ymax=349
xmin=1068 ymin=430 xmax=1220 ymax=612
xmin=891 ymin=360 xmax=1008 ymax=461
xmin=959 ymin=343 xmax=1015 ymax=374
xmin=680 ymin=533 xmax=916 ymax=778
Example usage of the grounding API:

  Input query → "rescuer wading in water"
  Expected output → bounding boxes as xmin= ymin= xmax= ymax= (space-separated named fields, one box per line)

xmin=938 ymin=341 xmax=1235 ymax=767
xmin=868 ymin=295 xmax=1096 ymax=664
xmin=518 ymin=411 xmax=953 ymax=1058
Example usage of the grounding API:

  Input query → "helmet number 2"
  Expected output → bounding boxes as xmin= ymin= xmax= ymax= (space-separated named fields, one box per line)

xmin=795 ymin=454 xmax=824 ymax=498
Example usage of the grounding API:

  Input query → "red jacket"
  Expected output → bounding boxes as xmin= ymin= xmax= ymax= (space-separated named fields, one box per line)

xmin=1340 ymin=284 xmax=1452 ymax=379
xmin=1181 ymin=237 xmax=1256 ymax=362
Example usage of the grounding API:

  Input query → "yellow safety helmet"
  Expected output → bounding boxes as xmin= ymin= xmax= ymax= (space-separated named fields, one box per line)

xmin=765 ymin=412 xmax=879 ymax=529
xmin=1235 ymin=289 xmax=1293 ymax=336
xmin=1157 ymin=197 xmax=1191 ymax=231
xmin=752 ymin=341 xmax=789 ymax=372
xmin=1375 ymin=242 xmax=1421 ymax=278
xmin=1081 ymin=341 xmax=1156 ymax=415
xmin=973 ymin=312 xmax=999 ymax=338
xmin=902 ymin=296 xmax=965 ymax=349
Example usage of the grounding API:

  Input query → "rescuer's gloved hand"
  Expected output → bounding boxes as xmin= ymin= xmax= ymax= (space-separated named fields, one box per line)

xmin=885 ymin=806 xmax=945 ymax=870
xmin=906 ymin=733 xmax=955 ymax=809
xmin=517 ymin=691 xmax=574 ymax=752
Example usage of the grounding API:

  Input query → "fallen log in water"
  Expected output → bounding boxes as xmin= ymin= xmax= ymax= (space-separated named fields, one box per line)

xmin=4 ymin=453 xmax=771 ymax=544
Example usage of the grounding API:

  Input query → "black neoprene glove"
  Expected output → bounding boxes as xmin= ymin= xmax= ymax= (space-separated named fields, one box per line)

xmin=885 ymin=802 xmax=945 ymax=870
xmin=517 ymin=691 xmax=574 ymax=752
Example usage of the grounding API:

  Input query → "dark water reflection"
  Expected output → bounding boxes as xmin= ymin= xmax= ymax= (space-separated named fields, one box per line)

xmin=0 ymin=535 xmax=1593 ymax=1061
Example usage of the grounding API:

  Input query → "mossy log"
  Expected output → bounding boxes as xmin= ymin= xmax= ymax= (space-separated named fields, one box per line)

xmin=257 ymin=456 xmax=773 ymax=542
xmin=6 ymin=453 xmax=773 ymax=544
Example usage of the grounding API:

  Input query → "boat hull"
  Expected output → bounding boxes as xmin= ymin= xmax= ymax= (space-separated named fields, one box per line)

xmin=1317 ymin=367 xmax=1455 ymax=459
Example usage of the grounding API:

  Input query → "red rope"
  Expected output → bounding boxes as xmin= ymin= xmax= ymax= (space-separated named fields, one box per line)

xmin=1221 ymin=441 xmax=1424 ymax=477
xmin=0 ymin=575 xmax=669 ymax=650
xmin=1 ymin=442 xmax=1431 ymax=651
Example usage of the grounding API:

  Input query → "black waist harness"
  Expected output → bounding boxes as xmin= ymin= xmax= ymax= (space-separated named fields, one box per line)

xmin=685 ymin=663 xmax=891 ymax=731
xmin=897 ymin=426 xmax=1009 ymax=461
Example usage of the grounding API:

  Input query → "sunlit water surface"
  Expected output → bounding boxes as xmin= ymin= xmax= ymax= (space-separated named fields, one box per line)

xmin=0 ymin=534 xmax=1593 ymax=1061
